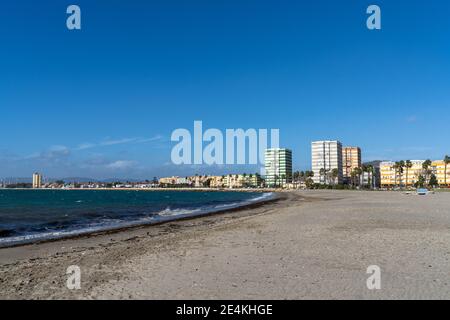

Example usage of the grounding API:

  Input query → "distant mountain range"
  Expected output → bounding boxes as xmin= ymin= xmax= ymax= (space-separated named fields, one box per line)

xmin=362 ymin=160 xmax=385 ymax=167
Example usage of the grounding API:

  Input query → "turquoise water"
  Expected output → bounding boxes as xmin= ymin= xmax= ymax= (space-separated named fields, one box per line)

xmin=0 ymin=190 xmax=272 ymax=246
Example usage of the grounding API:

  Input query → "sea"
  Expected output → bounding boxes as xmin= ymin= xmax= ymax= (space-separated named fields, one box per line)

xmin=0 ymin=189 xmax=273 ymax=247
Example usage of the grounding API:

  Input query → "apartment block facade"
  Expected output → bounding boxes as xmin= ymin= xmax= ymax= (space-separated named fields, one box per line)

xmin=264 ymin=148 xmax=292 ymax=187
xmin=311 ymin=141 xmax=343 ymax=184
xmin=225 ymin=174 xmax=263 ymax=188
xmin=159 ymin=174 xmax=263 ymax=188
xmin=380 ymin=160 xmax=450 ymax=187
xmin=342 ymin=146 xmax=362 ymax=182
xmin=430 ymin=160 xmax=450 ymax=186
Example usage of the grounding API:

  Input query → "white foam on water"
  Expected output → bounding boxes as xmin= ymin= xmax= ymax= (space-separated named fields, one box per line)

xmin=0 ymin=192 xmax=275 ymax=247
xmin=248 ymin=192 xmax=274 ymax=202
xmin=214 ymin=202 xmax=238 ymax=209
xmin=157 ymin=207 xmax=203 ymax=217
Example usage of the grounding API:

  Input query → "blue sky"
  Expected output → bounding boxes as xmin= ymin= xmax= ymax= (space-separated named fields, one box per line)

xmin=1 ymin=1 xmax=449 ymax=179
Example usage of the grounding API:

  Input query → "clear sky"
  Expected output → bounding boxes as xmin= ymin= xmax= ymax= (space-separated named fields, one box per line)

xmin=1 ymin=1 xmax=449 ymax=179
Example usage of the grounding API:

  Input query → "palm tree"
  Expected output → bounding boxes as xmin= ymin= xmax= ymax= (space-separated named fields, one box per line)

xmin=444 ymin=155 xmax=450 ymax=187
xmin=405 ymin=160 xmax=413 ymax=188
xmin=393 ymin=162 xmax=405 ymax=188
xmin=319 ymin=168 xmax=326 ymax=184
xmin=351 ymin=167 xmax=362 ymax=187
xmin=357 ymin=167 xmax=363 ymax=186
xmin=350 ymin=170 xmax=357 ymax=187
xmin=305 ymin=171 xmax=314 ymax=186
xmin=393 ymin=162 xmax=399 ymax=188
xmin=398 ymin=160 xmax=405 ymax=188
xmin=331 ymin=168 xmax=339 ymax=185
xmin=422 ymin=159 xmax=432 ymax=186
xmin=415 ymin=174 xmax=425 ymax=188
xmin=429 ymin=174 xmax=439 ymax=188
xmin=363 ymin=164 xmax=374 ymax=189
xmin=293 ymin=171 xmax=300 ymax=184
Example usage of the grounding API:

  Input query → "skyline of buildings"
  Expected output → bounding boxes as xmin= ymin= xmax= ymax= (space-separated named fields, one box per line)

xmin=5 ymin=143 xmax=450 ymax=189
xmin=159 ymin=174 xmax=264 ymax=189
xmin=308 ymin=142 xmax=450 ymax=189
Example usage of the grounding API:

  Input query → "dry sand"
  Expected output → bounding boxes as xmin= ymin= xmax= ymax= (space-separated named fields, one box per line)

xmin=0 ymin=190 xmax=449 ymax=300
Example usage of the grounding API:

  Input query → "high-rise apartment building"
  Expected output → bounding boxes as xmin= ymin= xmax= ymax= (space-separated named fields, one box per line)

xmin=264 ymin=148 xmax=292 ymax=187
xmin=311 ymin=141 xmax=343 ymax=184
xmin=32 ymin=172 xmax=42 ymax=189
xmin=342 ymin=146 xmax=362 ymax=183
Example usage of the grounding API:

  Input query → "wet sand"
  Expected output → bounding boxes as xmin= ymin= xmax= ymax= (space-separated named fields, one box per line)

xmin=0 ymin=190 xmax=449 ymax=299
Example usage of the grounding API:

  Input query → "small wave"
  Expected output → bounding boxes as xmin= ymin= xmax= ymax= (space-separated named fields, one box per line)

xmin=0 ymin=218 xmax=154 ymax=246
xmin=248 ymin=192 xmax=274 ymax=202
xmin=0 ymin=229 xmax=85 ymax=245
xmin=214 ymin=202 xmax=238 ymax=209
xmin=0 ymin=192 xmax=274 ymax=247
xmin=157 ymin=207 xmax=203 ymax=217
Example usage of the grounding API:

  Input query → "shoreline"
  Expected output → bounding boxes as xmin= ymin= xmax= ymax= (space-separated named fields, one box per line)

xmin=0 ymin=192 xmax=283 ymax=250
xmin=0 ymin=191 xmax=299 ymax=267
xmin=2 ymin=190 xmax=450 ymax=299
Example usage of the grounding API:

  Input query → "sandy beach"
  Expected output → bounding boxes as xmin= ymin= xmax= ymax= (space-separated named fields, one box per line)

xmin=1 ymin=190 xmax=449 ymax=300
